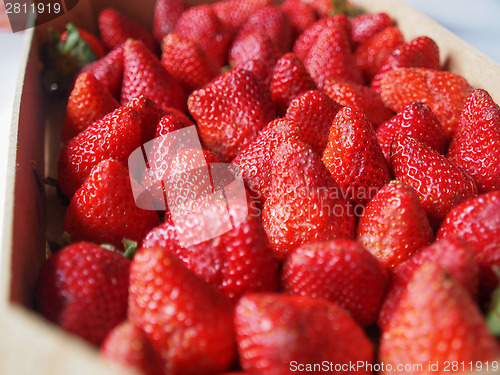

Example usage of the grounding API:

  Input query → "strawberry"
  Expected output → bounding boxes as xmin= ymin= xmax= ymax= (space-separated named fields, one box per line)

xmin=379 ymin=263 xmax=500 ymax=373
xmin=378 ymin=237 xmax=478 ymax=329
xmin=323 ymin=78 xmax=393 ymax=127
xmin=231 ymin=118 xmax=298 ymax=205
xmin=142 ymin=204 xmax=279 ymax=301
xmin=350 ymin=12 xmax=393 ymax=46
xmin=390 ymin=134 xmax=477 ymax=229
xmin=371 ymin=36 xmax=441 ymax=93
xmin=233 ymin=98 xmax=340 ymax=206
xmin=354 ymin=26 xmax=404 ymax=82
xmin=98 ymin=8 xmax=157 ymax=53
xmin=293 ymin=15 xmax=352 ymax=62
xmin=35 ymin=242 xmax=129 ymax=346
xmin=378 ymin=67 xmax=472 ymax=138
xmin=262 ymin=139 xmax=355 ymax=260
xmin=212 ymin=0 xmax=271 ymax=36
xmin=40 ymin=23 xmax=103 ymax=95
xmin=447 ymin=89 xmax=500 ymax=193
xmin=58 ymin=105 xmax=142 ymax=198
xmin=152 ymin=0 xmax=185 ymax=43
xmin=239 ymin=58 xmax=274 ymax=87
xmin=304 ymin=22 xmax=363 ymax=89
xmin=121 ymin=39 xmax=186 ymax=112
xmin=283 ymin=89 xmax=342 ymax=154
xmin=126 ymin=95 xmax=164 ymax=145
xmin=356 ymin=180 xmax=434 ymax=270
xmin=174 ymin=5 xmax=232 ymax=68
xmin=60 ymin=23 xmax=106 ymax=59
xmin=235 ymin=293 xmax=374 ymax=375
xmin=280 ymin=0 xmax=316 ymax=38
xmin=63 ymin=159 xmax=160 ymax=248
xmin=187 ymin=67 xmax=276 ymax=162
xmin=376 ymin=101 xmax=447 ymax=164
xmin=155 ymin=108 xmax=194 ymax=136
xmin=237 ymin=5 xmax=293 ymax=54
xmin=322 ymin=106 xmax=391 ymax=208
xmin=101 ymin=321 xmax=164 ymax=375
xmin=437 ymin=191 xmax=500 ymax=306
xmin=161 ymin=33 xmax=219 ymax=93
xmin=81 ymin=45 xmax=124 ymax=98
xmin=60 ymin=72 xmax=119 ymax=143
xmin=282 ymin=239 xmax=389 ymax=327
xmin=128 ymin=247 xmax=236 ymax=374
xmin=270 ymin=53 xmax=318 ymax=115
xmin=132 ymin=126 xmax=207 ymax=214
xmin=228 ymin=29 xmax=280 ymax=69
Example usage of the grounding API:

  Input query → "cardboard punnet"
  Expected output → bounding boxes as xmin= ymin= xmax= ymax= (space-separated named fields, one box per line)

xmin=1 ymin=0 xmax=499 ymax=374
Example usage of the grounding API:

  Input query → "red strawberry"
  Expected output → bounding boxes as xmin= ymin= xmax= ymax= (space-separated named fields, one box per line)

xmin=212 ymin=0 xmax=271 ymax=36
xmin=437 ymin=191 xmax=500 ymax=306
xmin=231 ymin=118 xmax=298 ymax=205
xmin=376 ymin=101 xmax=447 ymax=164
xmin=228 ymin=29 xmax=280 ymax=68
xmin=350 ymin=12 xmax=393 ymax=46
xmin=284 ymin=89 xmax=341 ymax=154
xmin=63 ymin=159 xmax=160 ymax=248
xmin=35 ymin=242 xmax=129 ymax=346
xmin=280 ymin=0 xmax=316 ymax=38
xmin=121 ymin=39 xmax=186 ymax=112
xmin=262 ymin=139 xmax=355 ymax=260
xmin=356 ymin=180 xmax=434 ymax=270
xmin=174 ymin=5 xmax=232 ymax=68
xmin=379 ymin=263 xmax=500 ymax=372
xmin=371 ymin=36 xmax=440 ymax=93
xmin=61 ymin=72 xmax=119 ymax=143
xmin=390 ymin=134 xmax=477 ymax=229
xmin=282 ymin=239 xmax=389 ymax=327
xmin=304 ymin=22 xmax=363 ymax=88
xmin=270 ymin=53 xmax=318 ymax=115
xmin=152 ymin=0 xmax=185 ymax=43
xmin=232 ymin=108 xmax=339 ymax=207
xmin=323 ymin=78 xmax=393 ymax=127
xmin=240 ymin=58 xmax=274 ymax=87
xmin=101 ymin=321 xmax=164 ymax=375
xmin=354 ymin=26 xmax=404 ymax=82
xmin=98 ymin=8 xmax=157 ymax=53
xmin=60 ymin=23 xmax=106 ymax=59
xmin=293 ymin=15 xmax=352 ymax=62
xmin=126 ymin=95 xmax=164 ymax=144
xmin=155 ymin=108 xmax=194 ymax=136
xmin=188 ymin=67 xmax=276 ymax=162
xmin=322 ymin=106 xmax=391 ymax=208
xmin=41 ymin=23 xmax=103 ymax=95
xmin=81 ymin=45 xmax=124 ymax=98
xmin=135 ymin=144 xmax=218 ymax=216
xmin=161 ymin=33 xmax=219 ymax=93
xmin=378 ymin=67 xmax=472 ymax=138
xmin=58 ymin=105 xmax=142 ymax=198
xmin=142 ymin=204 xmax=279 ymax=301
xmin=128 ymin=247 xmax=236 ymax=374
xmin=237 ymin=5 xmax=293 ymax=54
xmin=447 ymin=89 xmax=500 ymax=193
xmin=378 ymin=237 xmax=478 ymax=329
xmin=235 ymin=293 xmax=374 ymax=375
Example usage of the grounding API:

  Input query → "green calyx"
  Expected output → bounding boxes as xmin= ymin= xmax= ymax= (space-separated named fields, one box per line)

xmin=40 ymin=23 xmax=98 ymax=95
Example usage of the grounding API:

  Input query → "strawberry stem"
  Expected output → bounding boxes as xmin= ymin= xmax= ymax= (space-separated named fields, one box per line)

xmin=486 ymin=267 xmax=500 ymax=336
xmin=123 ymin=239 xmax=139 ymax=259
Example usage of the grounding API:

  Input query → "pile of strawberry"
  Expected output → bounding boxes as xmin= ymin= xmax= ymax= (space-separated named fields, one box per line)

xmin=35 ymin=0 xmax=500 ymax=373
